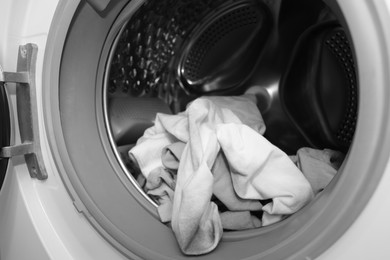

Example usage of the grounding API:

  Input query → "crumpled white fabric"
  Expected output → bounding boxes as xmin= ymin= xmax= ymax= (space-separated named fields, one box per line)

xmin=216 ymin=124 xmax=314 ymax=226
xmin=129 ymin=95 xmax=313 ymax=255
xmin=291 ymin=147 xmax=345 ymax=194
xmin=130 ymin=95 xmax=265 ymax=178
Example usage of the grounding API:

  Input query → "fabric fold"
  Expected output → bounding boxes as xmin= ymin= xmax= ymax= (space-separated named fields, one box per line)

xmin=216 ymin=123 xmax=314 ymax=226
xmin=212 ymin=152 xmax=262 ymax=212
xmin=128 ymin=95 xmax=342 ymax=255
xmin=130 ymin=95 xmax=265 ymax=255
xmin=292 ymin=147 xmax=345 ymax=194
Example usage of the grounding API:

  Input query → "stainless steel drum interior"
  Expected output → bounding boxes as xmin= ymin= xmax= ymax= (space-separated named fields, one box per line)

xmin=104 ymin=0 xmax=357 ymax=200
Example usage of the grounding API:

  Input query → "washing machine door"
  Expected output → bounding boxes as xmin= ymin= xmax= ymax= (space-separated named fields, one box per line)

xmin=43 ymin=0 xmax=390 ymax=259
xmin=0 ymin=77 xmax=10 ymax=189
xmin=0 ymin=45 xmax=47 ymax=182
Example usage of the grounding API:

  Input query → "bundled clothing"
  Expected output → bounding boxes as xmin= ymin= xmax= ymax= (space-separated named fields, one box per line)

xmin=129 ymin=95 xmax=344 ymax=255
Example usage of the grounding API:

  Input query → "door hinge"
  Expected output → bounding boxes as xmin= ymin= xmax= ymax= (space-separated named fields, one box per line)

xmin=0 ymin=44 xmax=47 ymax=180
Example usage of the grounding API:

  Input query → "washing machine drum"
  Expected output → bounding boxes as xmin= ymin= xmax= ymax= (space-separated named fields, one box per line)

xmin=106 ymin=0 xmax=357 ymax=153
xmin=54 ymin=0 xmax=383 ymax=259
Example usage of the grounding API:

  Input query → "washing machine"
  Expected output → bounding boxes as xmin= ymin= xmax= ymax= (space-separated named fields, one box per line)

xmin=1 ymin=0 xmax=390 ymax=259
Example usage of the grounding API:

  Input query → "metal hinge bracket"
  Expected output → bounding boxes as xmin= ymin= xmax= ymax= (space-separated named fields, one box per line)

xmin=0 ymin=44 xmax=47 ymax=180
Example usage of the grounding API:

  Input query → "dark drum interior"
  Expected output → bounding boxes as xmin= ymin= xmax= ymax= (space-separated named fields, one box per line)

xmin=106 ymin=0 xmax=357 ymax=190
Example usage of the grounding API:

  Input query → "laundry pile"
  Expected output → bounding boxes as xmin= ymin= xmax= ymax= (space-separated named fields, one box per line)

xmin=129 ymin=95 xmax=344 ymax=255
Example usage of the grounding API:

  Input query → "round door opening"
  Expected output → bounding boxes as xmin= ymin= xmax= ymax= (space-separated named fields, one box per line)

xmin=51 ymin=0 xmax=390 ymax=258
xmin=104 ymin=0 xmax=357 ymax=255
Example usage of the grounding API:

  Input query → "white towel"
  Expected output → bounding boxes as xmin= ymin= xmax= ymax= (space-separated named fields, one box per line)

xmin=212 ymin=152 xmax=263 ymax=212
xmin=216 ymin=124 xmax=314 ymax=226
xmin=129 ymin=95 xmax=315 ymax=255
xmin=170 ymin=96 xmax=264 ymax=255
xmin=130 ymin=95 xmax=264 ymax=178
xmin=144 ymin=167 xmax=175 ymax=223
xmin=130 ymin=95 xmax=264 ymax=255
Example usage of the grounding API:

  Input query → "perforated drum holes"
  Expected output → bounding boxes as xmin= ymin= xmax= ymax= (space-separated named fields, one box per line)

xmin=183 ymin=4 xmax=262 ymax=82
xmin=108 ymin=0 xmax=228 ymax=99
xmin=325 ymin=30 xmax=357 ymax=146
